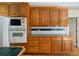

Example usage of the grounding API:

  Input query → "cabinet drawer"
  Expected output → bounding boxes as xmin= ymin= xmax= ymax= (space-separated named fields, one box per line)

xmin=28 ymin=37 xmax=39 ymax=46
xmin=27 ymin=46 xmax=39 ymax=53
xmin=40 ymin=37 xmax=51 ymax=41
xmin=28 ymin=37 xmax=39 ymax=41
xmin=28 ymin=41 xmax=38 ymax=46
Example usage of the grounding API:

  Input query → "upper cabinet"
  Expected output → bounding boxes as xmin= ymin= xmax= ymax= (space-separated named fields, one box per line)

xmin=18 ymin=3 xmax=29 ymax=16
xmin=9 ymin=3 xmax=29 ymax=17
xmin=59 ymin=8 xmax=68 ymax=26
xmin=0 ymin=4 xmax=9 ymax=16
xmin=30 ymin=7 xmax=39 ymax=26
xmin=30 ymin=7 xmax=68 ymax=27
xmin=39 ymin=7 xmax=49 ymax=26
xmin=9 ymin=4 xmax=19 ymax=16
xmin=49 ymin=8 xmax=59 ymax=26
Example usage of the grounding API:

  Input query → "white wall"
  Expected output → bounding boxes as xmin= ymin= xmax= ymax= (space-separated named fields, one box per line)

xmin=68 ymin=9 xmax=79 ymax=47
xmin=68 ymin=9 xmax=79 ymax=17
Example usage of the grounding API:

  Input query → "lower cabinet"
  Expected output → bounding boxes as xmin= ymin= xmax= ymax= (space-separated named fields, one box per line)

xmin=63 ymin=37 xmax=72 ymax=53
xmin=27 ymin=36 xmax=72 ymax=53
xmin=52 ymin=37 xmax=63 ymax=53
xmin=27 ymin=46 xmax=39 ymax=53
xmin=27 ymin=37 xmax=39 ymax=53
xmin=39 ymin=37 xmax=51 ymax=53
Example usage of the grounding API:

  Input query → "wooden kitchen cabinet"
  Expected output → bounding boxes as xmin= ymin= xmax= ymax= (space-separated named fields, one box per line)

xmin=9 ymin=3 xmax=29 ymax=16
xmin=0 ymin=4 xmax=9 ymax=16
xmin=49 ymin=8 xmax=59 ymax=26
xmin=52 ymin=37 xmax=63 ymax=53
xmin=59 ymin=8 xmax=68 ymax=26
xmin=9 ymin=4 xmax=19 ymax=16
xmin=39 ymin=8 xmax=49 ymax=26
xmin=30 ymin=7 xmax=39 ymax=26
xmin=28 ymin=37 xmax=39 ymax=46
xmin=27 ymin=46 xmax=39 ymax=53
xmin=63 ymin=37 xmax=72 ymax=53
xmin=27 ymin=37 xmax=39 ymax=53
xmin=39 ymin=37 xmax=51 ymax=53
xmin=18 ymin=3 xmax=29 ymax=16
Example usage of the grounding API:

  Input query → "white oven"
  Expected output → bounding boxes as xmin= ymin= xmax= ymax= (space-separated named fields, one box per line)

xmin=9 ymin=17 xmax=27 ymax=43
xmin=9 ymin=30 xmax=26 ymax=43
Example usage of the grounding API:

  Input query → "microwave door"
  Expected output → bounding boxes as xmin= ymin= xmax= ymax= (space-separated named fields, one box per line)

xmin=10 ymin=19 xmax=21 ymax=26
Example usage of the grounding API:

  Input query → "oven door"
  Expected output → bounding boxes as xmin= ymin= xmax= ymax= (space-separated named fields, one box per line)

xmin=9 ymin=31 xmax=26 ymax=43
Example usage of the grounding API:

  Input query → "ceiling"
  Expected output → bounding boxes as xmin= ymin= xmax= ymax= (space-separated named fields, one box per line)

xmin=28 ymin=2 xmax=79 ymax=9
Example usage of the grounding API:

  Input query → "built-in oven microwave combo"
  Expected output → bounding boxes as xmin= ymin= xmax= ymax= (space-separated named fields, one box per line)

xmin=9 ymin=17 xmax=27 ymax=30
xmin=9 ymin=17 xmax=27 ymax=43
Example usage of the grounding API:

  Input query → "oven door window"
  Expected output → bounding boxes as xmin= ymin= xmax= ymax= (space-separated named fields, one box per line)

xmin=10 ymin=19 xmax=21 ymax=26
xmin=13 ymin=33 xmax=23 ymax=37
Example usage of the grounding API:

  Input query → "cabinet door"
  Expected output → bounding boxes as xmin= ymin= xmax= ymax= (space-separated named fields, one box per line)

xmin=39 ymin=8 xmax=49 ymax=26
xmin=39 ymin=37 xmax=51 ymax=53
xmin=9 ymin=4 xmax=19 ymax=16
xmin=50 ymin=8 xmax=59 ymax=26
xmin=60 ymin=8 xmax=68 ymax=26
xmin=52 ymin=37 xmax=63 ymax=53
xmin=18 ymin=3 xmax=29 ymax=16
xmin=63 ymin=37 xmax=72 ymax=53
xmin=30 ymin=7 xmax=39 ymax=26
xmin=28 ymin=37 xmax=39 ymax=46
xmin=27 ymin=37 xmax=39 ymax=53
xmin=0 ymin=4 xmax=9 ymax=16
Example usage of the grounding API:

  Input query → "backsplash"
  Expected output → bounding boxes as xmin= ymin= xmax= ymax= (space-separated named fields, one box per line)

xmin=31 ymin=27 xmax=69 ymax=36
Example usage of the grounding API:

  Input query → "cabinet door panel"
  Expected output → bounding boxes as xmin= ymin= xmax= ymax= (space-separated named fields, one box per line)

xmin=63 ymin=37 xmax=72 ymax=52
xmin=63 ymin=40 xmax=72 ymax=52
xmin=28 ymin=37 xmax=39 ymax=46
xmin=30 ymin=8 xmax=39 ymax=26
xmin=52 ymin=37 xmax=63 ymax=53
xmin=18 ymin=3 xmax=29 ymax=16
xmin=27 ymin=46 xmax=39 ymax=53
xmin=9 ymin=4 xmax=19 ymax=16
xmin=60 ymin=8 xmax=68 ymax=26
xmin=27 ymin=37 xmax=39 ymax=53
xmin=50 ymin=8 xmax=59 ymax=26
xmin=39 ymin=37 xmax=51 ymax=53
xmin=39 ymin=8 xmax=49 ymax=26
xmin=0 ymin=4 xmax=8 ymax=16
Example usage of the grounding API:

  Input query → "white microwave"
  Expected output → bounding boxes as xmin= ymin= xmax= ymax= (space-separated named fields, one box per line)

xmin=9 ymin=17 xmax=27 ymax=29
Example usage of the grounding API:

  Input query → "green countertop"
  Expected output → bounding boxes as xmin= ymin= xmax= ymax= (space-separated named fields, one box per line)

xmin=0 ymin=47 xmax=23 ymax=56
